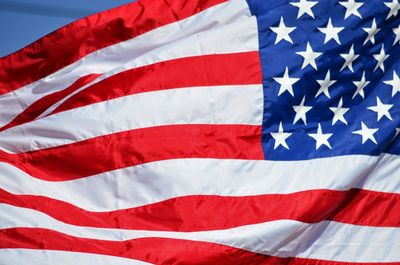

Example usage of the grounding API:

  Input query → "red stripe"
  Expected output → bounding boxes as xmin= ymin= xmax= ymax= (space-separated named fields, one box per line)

xmin=50 ymin=52 xmax=262 ymax=115
xmin=1 ymin=189 xmax=399 ymax=231
xmin=8 ymin=125 xmax=263 ymax=181
xmin=1 ymin=228 xmax=398 ymax=265
xmin=0 ymin=74 xmax=100 ymax=132
xmin=0 ymin=0 xmax=227 ymax=94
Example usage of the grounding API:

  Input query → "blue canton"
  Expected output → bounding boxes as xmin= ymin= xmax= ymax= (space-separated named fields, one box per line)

xmin=247 ymin=0 xmax=400 ymax=160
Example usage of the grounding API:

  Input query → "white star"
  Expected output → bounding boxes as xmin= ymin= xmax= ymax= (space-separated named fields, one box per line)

xmin=318 ymin=18 xmax=344 ymax=44
xmin=339 ymin=0 xmax=363 ymax=19
xmin=393 ymin=25 xmax=400 ymax=45
xmin=308 ymin=123 xmax=333 ymax=149
xmin=270 ymin=122 xmax=293 ymax=150
xmin=392 ymin=128 xmax=400 ymax=142
xmin=340 ymin=44 xmax=359 ymax=72
xmin=363 ymin=19 xmax=381 ymax=45
xmin=352 ymin=71 xmax=370 ymax=99
xmin=330 ymin=98 xmax=350 ymax=125
xmin=290 ymin=0 xmax=318 ymax=18
xmin=296 ymin=42 xmax=322 ymax=70
xmin=395 ymin=128 xmax=400 ymax=138
xmin=315 ymin=70 xmax=336 ymax=98
xmin=353 ymin=122 xmax=378 ymax=144
xmin=367 ymin=97 xmax=393 ymax=121
xmin=270 ymin=17 xmax=296 ymax=44
xmin=273 ymin=67 xmax=300 ymax=97
xmin=384 ymin=0 xmax=400 ymax=20
xmin=293 ymin=96 xmax=313 ymax=124
xmin=373 ymin=45 xmax=389 ymax=72
xmin=384 ymin=71 xmax=400 ymax=97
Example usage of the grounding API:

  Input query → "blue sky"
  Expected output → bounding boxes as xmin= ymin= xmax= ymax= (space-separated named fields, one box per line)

xmin=0 ymin=0 xmax=133 ymax=57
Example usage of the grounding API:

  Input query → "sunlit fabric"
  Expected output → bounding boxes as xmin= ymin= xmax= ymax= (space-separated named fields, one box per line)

xmin=0 ymin=0 xmax=399 ymax=264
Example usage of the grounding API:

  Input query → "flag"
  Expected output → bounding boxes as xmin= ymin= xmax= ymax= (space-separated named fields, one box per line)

xmin=0 ymin=0 xmax=399 ymax=264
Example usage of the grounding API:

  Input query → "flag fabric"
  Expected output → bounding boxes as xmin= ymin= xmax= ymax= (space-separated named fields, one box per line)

xmin=0 ymin=0 xmax=399 ymax=264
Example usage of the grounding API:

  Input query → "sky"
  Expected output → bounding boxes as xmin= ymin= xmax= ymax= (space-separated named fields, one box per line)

xmin=0 ymin=0 xmax=133 ymax=57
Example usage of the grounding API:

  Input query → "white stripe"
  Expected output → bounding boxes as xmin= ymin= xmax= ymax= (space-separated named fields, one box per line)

xmin=0 ymin=249 xmax=152 ymax=265
xmin=0 ymin=0 xmax=257 ymax=127
xmin=1 ymin=204 xmax=399 ymax=262
xmin=0 ymin=84 xmax=263 ymax=153
xmin=1 ymin=154 xmax=399 ymax=212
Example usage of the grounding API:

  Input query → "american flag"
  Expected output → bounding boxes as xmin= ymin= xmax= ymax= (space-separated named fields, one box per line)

xmin=0 ymin=0 xmax=399 ymax=264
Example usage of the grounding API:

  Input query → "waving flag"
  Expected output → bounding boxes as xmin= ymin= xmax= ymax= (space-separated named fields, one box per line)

xmin=0 ymin=0 xmax=399 ymax=264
